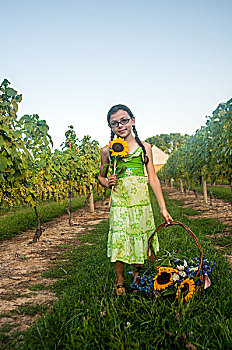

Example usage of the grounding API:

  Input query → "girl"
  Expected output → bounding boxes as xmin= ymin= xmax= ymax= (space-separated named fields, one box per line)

xmin=98 ymin=104 xmax=173 ymax=295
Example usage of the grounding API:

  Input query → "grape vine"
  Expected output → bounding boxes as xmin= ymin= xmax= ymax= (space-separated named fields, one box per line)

xmin=0 ymin=79 xmax=102 ymax=241
xmin=159 ymin=98 xmax=232 ymax=202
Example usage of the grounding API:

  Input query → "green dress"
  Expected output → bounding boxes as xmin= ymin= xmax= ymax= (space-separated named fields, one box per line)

xmin=107 ymin=147 xmax=159 ymax=264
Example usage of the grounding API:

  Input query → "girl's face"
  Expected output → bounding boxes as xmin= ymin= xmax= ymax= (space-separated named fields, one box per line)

xmin=109 ymin=109 xmax=135 ymax=139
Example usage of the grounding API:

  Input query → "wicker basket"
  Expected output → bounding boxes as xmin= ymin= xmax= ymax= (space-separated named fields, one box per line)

xmin=147 ymin=221 xmax=204 ymax=281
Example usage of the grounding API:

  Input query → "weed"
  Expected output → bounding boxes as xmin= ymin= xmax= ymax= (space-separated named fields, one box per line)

xmin=17 ymin=303 xmax=50 ymax=316
xmin=27 ymin=284 xmax=47 ymax=291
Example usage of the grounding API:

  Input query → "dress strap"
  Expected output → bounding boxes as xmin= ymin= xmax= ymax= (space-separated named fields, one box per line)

xmin=123 ymin=146 xmax=142 ymax=162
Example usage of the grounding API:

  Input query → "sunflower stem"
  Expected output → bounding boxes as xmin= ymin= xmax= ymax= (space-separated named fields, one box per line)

xmin=108 ymin=158 xmax=117 ymax=209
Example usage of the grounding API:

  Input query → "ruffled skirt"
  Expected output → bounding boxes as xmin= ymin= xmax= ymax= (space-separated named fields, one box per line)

xmin=107 ymin=176 xmax=159 ymax=264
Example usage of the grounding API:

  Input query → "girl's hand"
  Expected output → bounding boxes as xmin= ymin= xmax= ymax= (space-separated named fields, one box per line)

xmin=160 ymin=208 xmax=173 ymax=224
xmin=108 ymin=174 xmax=118 ymax=188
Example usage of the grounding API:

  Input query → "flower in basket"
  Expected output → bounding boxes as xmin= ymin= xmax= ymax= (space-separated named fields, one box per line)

xmin=130 ymin=252 xmax=215 ymax=302
xmin=176 ymin=278 xmax=195 ymax=302
xmin=153 ymin=266 xmax=178 ymax=291
xmin=107 ymin=137 xmax=129 ymax=208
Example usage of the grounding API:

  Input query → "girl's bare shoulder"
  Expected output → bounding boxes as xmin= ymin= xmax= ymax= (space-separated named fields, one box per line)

xmin=101 ymin=145 xmax=110 ymax=156
xmin=142 ymin=141 xmax=152 ymax=151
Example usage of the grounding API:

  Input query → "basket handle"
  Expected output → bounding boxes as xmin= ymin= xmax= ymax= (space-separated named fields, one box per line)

xmin=147 ymin=220 xmax=203 ymax=278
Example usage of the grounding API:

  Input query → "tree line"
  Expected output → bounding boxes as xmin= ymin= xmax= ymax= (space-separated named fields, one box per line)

xmin=145 ymin=133 xmax=189 ymax=155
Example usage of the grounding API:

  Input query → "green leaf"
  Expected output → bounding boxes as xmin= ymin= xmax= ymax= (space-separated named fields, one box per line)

xmin=7 ymin=174 xmax=14 ymax=182
xmin=1 ymin=79 xmax=10 ymax=87
xmin=25 ymin=195 xmax=32 ymax=203
xmin=15 ymin=94 xmax=22 ymax=103
xmin=0 ymin=154 xmax=8 ymax=171
xmin=117 ymin=165 xmax=127 ymax=176
xmin=189 ymin=276 xmax=200 ymax=282
xmin=12 ymin=102 xmax=18 ymax=112
xmin=5 ymin=87 xmax=17 ymax=97
xmin=14 ymin=171 xmax=23 ymax=180
xmin=161 ymin=287 xmax=176 ymax=296
xmin=159 ymin=258 xmax=172 ymax=266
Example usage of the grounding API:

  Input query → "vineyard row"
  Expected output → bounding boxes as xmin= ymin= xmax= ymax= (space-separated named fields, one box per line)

xmin=159 ymin=97 xmax=232 ymax=204
xmin=0 ymin=79 xmax=103 ymax=241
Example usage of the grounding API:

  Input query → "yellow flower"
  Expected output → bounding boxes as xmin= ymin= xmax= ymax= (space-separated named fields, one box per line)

xmin=154 ymin=270 xmax=173 ymax=291
xmin=153 ymin=266 xmax=178 ymax=291
xmin=176 ymin=278 xmax=195 ymax=302
xmin=107 ymin=137 xmax=129 ymax=158
xmin=156 ymin=266 xmax=178 ymax=274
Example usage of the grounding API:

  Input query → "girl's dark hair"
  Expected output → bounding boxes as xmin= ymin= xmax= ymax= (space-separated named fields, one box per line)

xmin=107 ymin=104 xmax=149 ymax=164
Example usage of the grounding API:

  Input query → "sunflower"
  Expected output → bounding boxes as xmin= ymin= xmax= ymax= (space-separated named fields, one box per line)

xmin=176 ymin=278 xmax=195 ymax=302
xmin=107 ymin=137 xmax=129 ymax=209
xmin=156 ymin=266 xmax=178 ymax=274
xmin=154 ymin=266 xmax=177 ymax=291
xmin=107 ymin=137 xmax=129 ymax=158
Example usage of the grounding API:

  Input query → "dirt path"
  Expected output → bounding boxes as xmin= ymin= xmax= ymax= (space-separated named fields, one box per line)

xmin=163 ymin=186 xmax=232 ymax=263
xmin=0 ymin=201 xmax=109 ymax=336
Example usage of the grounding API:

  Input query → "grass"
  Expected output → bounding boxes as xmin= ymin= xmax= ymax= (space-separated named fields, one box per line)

xmin=208 ymin=235 xmax=232 ymax=254
xmin=0 ymin=193 xmax=104 ymax=241
xmin=1 ymin=192 xmax=231 ymax=350
xmin=169 ymin=199 xmax=201 ymax=216
xmin=27 ymin=284 xmax=48 ymax=291
xmin=172 ymin=182 xmax=232 ymax=202
xmin=195 ymin=185 xmax=232 ymax=202
xmin=16 ymin=303 xmax=50 ymax=316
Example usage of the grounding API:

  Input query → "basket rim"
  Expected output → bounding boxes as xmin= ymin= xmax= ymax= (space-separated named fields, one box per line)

xmin=147 ymin=220 xmax=203 ymax=278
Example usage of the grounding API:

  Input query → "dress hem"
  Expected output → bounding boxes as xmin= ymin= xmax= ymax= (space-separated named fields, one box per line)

xmin=111 ymin=202 xmax=151 ymax=208
xmin=109 ymin=257 xmax=148 ymax=264
xmin=107 ymin=247 xmax=159 ymax=265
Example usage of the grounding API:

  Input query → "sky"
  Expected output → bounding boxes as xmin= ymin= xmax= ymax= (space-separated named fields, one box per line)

xmin=1 ymin=0 xmax=232 ymax=149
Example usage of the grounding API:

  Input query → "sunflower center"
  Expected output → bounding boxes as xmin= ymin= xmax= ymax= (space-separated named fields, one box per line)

xmin=157 ymin=272 xmax=172 ymax=285
xmin=180 ymin=283 xmax=189 ymax=297
xmin=112 ymin=143 xmax=124 ymax=153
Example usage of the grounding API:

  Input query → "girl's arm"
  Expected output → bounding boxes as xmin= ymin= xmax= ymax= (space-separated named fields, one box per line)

xmin=143 ymin=142 xmax=173 ymax=223
xmin=98 ymin=146 xmax=117 ymax=189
